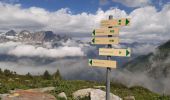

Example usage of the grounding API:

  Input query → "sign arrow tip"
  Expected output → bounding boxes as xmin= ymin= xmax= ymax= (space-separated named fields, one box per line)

xmin=126 ymin=49 xmax=130 ymax=56
xmin=126 ymin=18 xmax=130 ymax=25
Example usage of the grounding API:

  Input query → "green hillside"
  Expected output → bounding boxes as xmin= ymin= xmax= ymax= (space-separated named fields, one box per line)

xmin=0 ymin=68 xmax=169 ymax=100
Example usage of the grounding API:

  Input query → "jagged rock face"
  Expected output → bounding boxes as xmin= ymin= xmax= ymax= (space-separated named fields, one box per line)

xmin=33 ymin=31 xmax=56 ymax=42
xmin=18 ymin=30 xmax=32 ymax=41
xmin=0 ymin=30 xmax=72 ymax=45
xmin=6 ymin=30 xmax=17 ymax=36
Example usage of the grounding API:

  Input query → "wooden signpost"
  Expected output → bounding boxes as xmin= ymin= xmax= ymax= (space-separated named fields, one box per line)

xmin=89 ymin=15 xmax=131 ymax=100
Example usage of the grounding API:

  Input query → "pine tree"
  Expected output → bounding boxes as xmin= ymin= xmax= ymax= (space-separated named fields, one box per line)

xmin=53 ymin=69 xmax=62 ymax=80
xmin=43 ymin=70 xmax=51 ymax=80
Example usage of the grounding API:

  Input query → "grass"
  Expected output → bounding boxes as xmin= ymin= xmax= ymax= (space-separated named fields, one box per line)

xmin=0 ymin=69 xmax=170 ymax=100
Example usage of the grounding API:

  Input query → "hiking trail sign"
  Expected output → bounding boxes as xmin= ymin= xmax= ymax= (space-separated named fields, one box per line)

xmin=91 ymin=37 xmax=119 ymax=45
xmin=88 ymin=15 xmax=131 ymax=100
xmin=99 ymin=48 xmax=131 ymax=57
xmin=92 ymin=27 xmax=119 ymax=36
xmin=88 ymin=59 xmax=116 ymax=68
xmin=101 ymin=18 xmax=130 ymax=27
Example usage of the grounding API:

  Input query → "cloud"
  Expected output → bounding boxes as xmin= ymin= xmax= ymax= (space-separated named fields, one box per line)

xmin=112 ymin=0 xmax=151 ymax=7
xmin=0 ymin=2 xmax=170 ymax=44
xmin=0 ymin=42 xmax=85 ymax=58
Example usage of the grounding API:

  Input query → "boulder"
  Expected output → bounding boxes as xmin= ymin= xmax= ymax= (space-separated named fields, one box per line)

xmin=73 ymin=88 xmax=92 ymax=99
xmin=73 ymin=88 xmax=122 ymax=100
xmin=58 ymin=92 xmax=67 ymax=100
xmin=90 ymin=89 xmax=122 ymax=100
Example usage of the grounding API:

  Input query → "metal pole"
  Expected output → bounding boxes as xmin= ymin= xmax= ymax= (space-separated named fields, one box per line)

xmin=106 ymin=15 xmax=113 ymax=100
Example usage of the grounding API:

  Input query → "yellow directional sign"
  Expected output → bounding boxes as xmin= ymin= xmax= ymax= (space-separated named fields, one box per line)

xmin=101 ymin=18 xmax=130 ymax=27
xmin=99 ymin=48 xmax=131 ymax=57
xmin=92 ymin=27 xmax=119 ymax=36
xmin=91 ymin=37 xmax=119 ymax=45
xmin=88 ymin=59 xmax=117 ymax=68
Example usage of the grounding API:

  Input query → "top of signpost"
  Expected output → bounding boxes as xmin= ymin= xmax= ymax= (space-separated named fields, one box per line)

xmin=101 ymin=18 xmax=130 ymax=27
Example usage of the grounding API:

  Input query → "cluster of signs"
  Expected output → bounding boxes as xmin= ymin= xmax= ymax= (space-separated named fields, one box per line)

xmin=89 ymin=18 xmax=131 ymax=68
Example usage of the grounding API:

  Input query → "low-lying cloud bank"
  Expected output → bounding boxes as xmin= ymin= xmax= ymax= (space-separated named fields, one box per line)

xmin=112 ymin=70 xmax=170 ymax=95
xmin=0 ymin=42 xmax=85 ymax=58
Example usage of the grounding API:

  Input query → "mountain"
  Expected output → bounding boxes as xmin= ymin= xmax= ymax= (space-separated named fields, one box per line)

xmin=124 ymin=40 xmax=170 ymax=79
xmin=6 ymin=30 xmax=17 ymax=36
xmin=0 ymin=30 xmax=72 ymax=45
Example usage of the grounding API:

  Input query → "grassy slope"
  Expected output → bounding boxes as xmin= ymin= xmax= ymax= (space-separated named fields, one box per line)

xmin=0 ymin=71 xmax=170 ymax=100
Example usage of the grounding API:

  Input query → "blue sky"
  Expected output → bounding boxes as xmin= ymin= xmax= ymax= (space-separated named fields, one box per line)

xmin=3 ymin=0 xmax=170 ymax=13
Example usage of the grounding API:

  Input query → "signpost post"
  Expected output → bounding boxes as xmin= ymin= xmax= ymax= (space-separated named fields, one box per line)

xmin=89 ymin=15 xmax=131 ymax=100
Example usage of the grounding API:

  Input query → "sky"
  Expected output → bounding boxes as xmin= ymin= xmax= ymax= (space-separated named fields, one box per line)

xmin=0 ymin=0 xmax=170 ymax=43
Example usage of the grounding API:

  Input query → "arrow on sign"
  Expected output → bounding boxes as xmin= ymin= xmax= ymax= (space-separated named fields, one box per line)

xmin=126 ymin=49 xmax=130 ymax=56
xmin=92 ymin=38 xmax=95 ymax=44
xmin=126 ymin=18 xmax=130 ymax=25
xmin=89 ymin=59 xmax=92 ymax=65
xmin=92 ymin=30 xmax=95 ymax=36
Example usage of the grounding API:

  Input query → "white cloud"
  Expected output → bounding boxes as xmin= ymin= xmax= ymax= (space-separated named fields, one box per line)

xmin=112 ymin=0 xmax=151 ymax=7
xmin=0 ymin=2 xmax=170 ymax=44
xmin=0 ymin=42 xmax=85 ymax=58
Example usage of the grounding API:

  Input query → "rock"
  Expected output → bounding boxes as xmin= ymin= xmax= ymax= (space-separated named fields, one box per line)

xmin=73 ymin=88 xmax=122 ymax=100
xmin=58 ymin=92 xmax=67 ymax=100
xmin=90 ymin=89 xmax=122 ymax=100
xmin=73 ymin=88 xmax=92 ymax=99
xmin=124 ymin=96 xmax=135 ymax=100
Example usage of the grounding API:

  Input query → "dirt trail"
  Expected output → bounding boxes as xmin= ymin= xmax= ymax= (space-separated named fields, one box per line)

xmin=1 ymin=87 xmax=56 ymax=100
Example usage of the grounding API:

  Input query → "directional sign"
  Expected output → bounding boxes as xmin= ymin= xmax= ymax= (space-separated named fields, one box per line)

xmin=99 ymin=48 xmax=131 ymax=57
xmin=91 ymin=37 xmax=119 ymax=45
xmin=88 ymin=59 xmax=117 ymax=68
xmin=101 ymin=18 xmax=130 ymax=27
xmin=92 ymin=27 xmax=119 ymax=36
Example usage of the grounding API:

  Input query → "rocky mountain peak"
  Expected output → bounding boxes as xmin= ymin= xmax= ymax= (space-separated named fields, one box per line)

xmin=6 ymin=30 xmax=17 ymax=36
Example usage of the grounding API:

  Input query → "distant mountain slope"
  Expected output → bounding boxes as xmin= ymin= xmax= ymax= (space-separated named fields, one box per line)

xmin=124 ymin=40 xmax=170 ymax=79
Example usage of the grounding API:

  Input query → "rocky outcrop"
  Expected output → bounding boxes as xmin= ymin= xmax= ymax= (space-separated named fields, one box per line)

xmin=18 ymin=30 xmax=32 ymax=41
xmin=73 ymin=88 xmax=122 ymax=100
